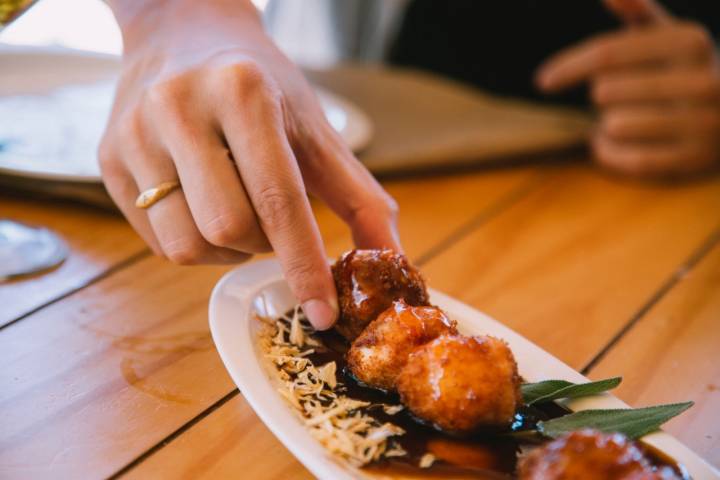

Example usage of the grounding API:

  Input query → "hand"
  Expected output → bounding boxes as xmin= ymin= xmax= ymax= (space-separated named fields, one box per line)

xmin=536 ymin=0 xmax=720 ymax=177
xmin=100 ymin=0 xmax=400 ymax=329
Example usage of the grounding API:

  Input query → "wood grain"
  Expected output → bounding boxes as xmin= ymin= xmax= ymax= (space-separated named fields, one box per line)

xmin=0 ymin=168 xmax=536 ymax=479
xmin=315 ymin=167 xmax=541 ymax=259
xmin=0 ymin=195 xmax=147 ymax=328
xmin=0 ymin=257 xmax=234 ymax=479
xmin=123 ymin=394 xmax=314 ymax=480
xmin=421 ymin=166 xmax=720 ymax=371
xmin=588 ymin=239 xmax=720 ymax=467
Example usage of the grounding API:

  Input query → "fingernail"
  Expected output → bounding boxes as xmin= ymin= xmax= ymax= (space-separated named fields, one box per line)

xmin=302 ymin=298 xmax=338 ymax=331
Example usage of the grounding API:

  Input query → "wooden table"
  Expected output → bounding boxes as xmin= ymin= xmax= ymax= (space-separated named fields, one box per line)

xmin=2 ymin=162 xmax=719 ymax=479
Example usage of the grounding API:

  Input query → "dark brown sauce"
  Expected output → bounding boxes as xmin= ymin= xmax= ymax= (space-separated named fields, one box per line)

xmin=309 ymin=329 xmax=688 ymax=479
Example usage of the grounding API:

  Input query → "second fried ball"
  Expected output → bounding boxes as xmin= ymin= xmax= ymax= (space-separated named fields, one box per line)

xmin=396 ymin=334 xmax=521 ymax=433
xmin=347 ymin=300 xmax=457 ymax=391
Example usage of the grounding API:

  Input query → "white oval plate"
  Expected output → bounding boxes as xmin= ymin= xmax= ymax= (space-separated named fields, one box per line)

xmin=209 ymin=259 xmax=718 ymax=480
xmin=0 ymin=45 xmax=373 ymax=183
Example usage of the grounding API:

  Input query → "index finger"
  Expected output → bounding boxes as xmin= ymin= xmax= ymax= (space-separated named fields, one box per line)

xmin=219 ymin=70 xmax=338 ymax=330
xmin=536 ymin=24 xmax=711 ymax=92
xmin=604 ymin=0 xmax=671 ymax=26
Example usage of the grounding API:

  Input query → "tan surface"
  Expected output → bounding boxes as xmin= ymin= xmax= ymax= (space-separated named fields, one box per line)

xmin=123 ymin=394 xmax=314 ymax=480
xmin=589 ymin=242 xmax=720 ymax=466
xmin=1 ymin=163 xmax=718 ymax=479
xmin=0 ymin=169 xmax=534 ymax=479
xmin=421 ymin=166 xmax=720 ymax=370
xmin=0 ymin=196 xmax=147 ymax=328
xmin=308 ymin=65 xmax=593 ymax=174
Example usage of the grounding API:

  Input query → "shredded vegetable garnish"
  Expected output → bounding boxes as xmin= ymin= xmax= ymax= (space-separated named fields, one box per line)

xmin=258 ymin=306 xmax=407 ymax=466
xmin=419 ymin=452 xmax=436 ymax=468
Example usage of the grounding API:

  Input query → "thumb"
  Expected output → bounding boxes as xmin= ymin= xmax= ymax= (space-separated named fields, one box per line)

xmin=604 ymin=0 xmax=672 ymax=25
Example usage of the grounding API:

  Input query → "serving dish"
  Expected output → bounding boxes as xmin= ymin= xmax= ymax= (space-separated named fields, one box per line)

xmin=0 ymin=45 xmax=373 ymax=183
xmin=209 ymin=259 xmax=719 ymax=479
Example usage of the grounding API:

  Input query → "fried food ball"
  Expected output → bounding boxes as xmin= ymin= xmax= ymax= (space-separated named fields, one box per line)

xmin=332 ymin=249 xmax=429 ymax=340
xmin=347 ymin=300 xmax=457 ymax=391
xmin=396 ymin=334 xmax=521 ymax=433
xmin=518 ymin=429 xmax=681 ymax=480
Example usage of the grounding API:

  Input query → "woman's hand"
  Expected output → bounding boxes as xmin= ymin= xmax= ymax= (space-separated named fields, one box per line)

xmin=100 ymin=0 xmax=400 ymax=329
xmin=536 ymin=0 xmax=720 ymax=177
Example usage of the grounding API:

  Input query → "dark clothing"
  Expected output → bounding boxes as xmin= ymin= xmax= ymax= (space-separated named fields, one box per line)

xmin=389 ymin=1 xmax=720 ymax=106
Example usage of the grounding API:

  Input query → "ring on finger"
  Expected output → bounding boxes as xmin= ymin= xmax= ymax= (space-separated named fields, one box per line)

xmin=135 ymin=180 xmax=181 ymax=209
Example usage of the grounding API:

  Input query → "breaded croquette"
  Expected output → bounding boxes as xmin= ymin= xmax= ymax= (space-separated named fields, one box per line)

xmin=332 ymin=249 xmax=429 ymax=340
xmin=396 ymin=334 xmax=521 ymax=433
xmin=347 ymin=300 xmax=457 ymax=390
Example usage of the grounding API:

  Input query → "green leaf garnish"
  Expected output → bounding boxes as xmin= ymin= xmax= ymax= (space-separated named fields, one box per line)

xmin=537 ymin=402 xmax=694 ymax=439
xmin=522 ymin=377 xmax=622 ymax=405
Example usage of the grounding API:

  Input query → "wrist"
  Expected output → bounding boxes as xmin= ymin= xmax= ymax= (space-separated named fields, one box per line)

xmin=110 ymin=0 xmax=264 ymax=56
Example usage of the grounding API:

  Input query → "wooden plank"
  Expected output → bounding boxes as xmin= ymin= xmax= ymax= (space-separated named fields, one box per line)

xmin=315 ymin=167 xmax=541 ymax=259
xmin=588 ymin=240 xmax=720 ymax=468
xmin=420 ymin=165 xmax=720 ymax=371
xmin=0 ymin=195 xmax=147 ymax=327
xmin=123 ymin=394 xmax=314 ymax=480
xmin=0 ymin=168 xmax=536 ymax=479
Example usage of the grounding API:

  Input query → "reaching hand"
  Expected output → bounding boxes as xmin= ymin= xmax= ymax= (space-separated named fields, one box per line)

xmin=100 ymin=0 xmax=400 ymax=329
xmin=537 ymin=0 xmax=720 ymax=177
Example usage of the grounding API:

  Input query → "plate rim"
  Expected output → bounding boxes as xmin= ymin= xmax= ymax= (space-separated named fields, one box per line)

xmin=0 ymin=45 xmax=373 ymax=184
xmin=209 ymin=258 xmax=719 ymax=480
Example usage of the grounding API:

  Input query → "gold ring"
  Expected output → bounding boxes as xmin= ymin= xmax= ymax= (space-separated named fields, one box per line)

xmin=135 ymin=180 xmax=180 ymax=209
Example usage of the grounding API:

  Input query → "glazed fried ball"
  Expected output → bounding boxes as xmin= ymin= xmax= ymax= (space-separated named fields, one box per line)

xmin=518 ymin=429 xmax=681 ymax=480
xmin=396 ymin=334 xmax=521 ymax=433
xmin=332 ymin=249 xmax=429 ymax=340
xmin=347 ymin=300 xmax=457 ymax=391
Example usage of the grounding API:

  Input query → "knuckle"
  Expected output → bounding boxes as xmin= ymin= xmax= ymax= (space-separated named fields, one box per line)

xmin=591 ymin=79 xmax=611 ymax=105
xmin=601 ymin=112 xmax=625 ymax=138
xmin=255 ymin=184 xmax=301 ymax=229
xmin=201 ymin=212 xmax=253 ymax=248
xmin=283 ymin=258 xmax=317 ymax=285
xmin=97 ymin=138 xmax=120 ymax=174
xmin=694 ymin=74 xmax=720 ymax=100
xmin=163 ymin=236 xmax=207 ymax=265
xmin=116 ymin=108 xmax=145 ymax=144
xmin=146 ymin=77 xmax=186 ymax=114
xmin=375 ymin=193 xmax=399 ymax=219
xmin=219 ymin=61 xmax=279 ymax=102
xmin=588 ymin=40 xmax=613 ymax=69
xmin=678 ymin=23 xmax=713 ymax=56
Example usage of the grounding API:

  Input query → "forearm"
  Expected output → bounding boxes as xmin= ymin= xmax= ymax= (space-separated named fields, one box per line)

xmin=107 ymin=0 xmax=264 ymax=55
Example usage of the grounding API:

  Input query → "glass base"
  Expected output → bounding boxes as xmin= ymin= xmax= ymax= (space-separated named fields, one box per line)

xmin=0 ymin=220 xmax=68 ymax=281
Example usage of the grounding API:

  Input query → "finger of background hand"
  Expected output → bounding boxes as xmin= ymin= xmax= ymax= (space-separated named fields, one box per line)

xmin=295 ymin=118 xmax=401 ymax=252
xmin=218 ymin=68 xmax=338 ymax=330
xmin=151 ymin=102 xmax=271 ymax=254
xmin=99 ymin=144 xmax=164 ymax=256
xmin=537 ymin=23 xmax=714 ymax=92
xmin=593 ymin=68 xmax=720 ymax=106
xmin=604 ymin=0 xmax=670 ymax=26
xmin=601 ymin=105 xmax=720 ymax=141
xmin=592 ymin=132 xmax=715 ymax=176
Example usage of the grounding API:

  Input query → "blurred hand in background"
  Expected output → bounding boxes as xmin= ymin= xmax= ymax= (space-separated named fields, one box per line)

xmin=537 ymin=0 xmax=720 ymax=177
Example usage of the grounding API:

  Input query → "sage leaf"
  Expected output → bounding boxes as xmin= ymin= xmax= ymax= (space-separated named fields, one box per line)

xmin=537 ymin=402 xmax=694 ymax=440
xmin=522 ymin=377 xmax=622 ymax=405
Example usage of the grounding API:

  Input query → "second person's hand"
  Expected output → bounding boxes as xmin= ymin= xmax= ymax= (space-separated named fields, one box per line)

xmin=536 ymin=0 xmax=720 ymax=177
xmin=100 ymin=0 xmax=401 ymax=330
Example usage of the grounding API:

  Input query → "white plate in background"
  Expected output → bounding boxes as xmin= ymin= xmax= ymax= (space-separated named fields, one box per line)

xmin=209 ymin=258 xmax=719 ymax=480
xmin=0 ymin=45 xmax=373 ymax=183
